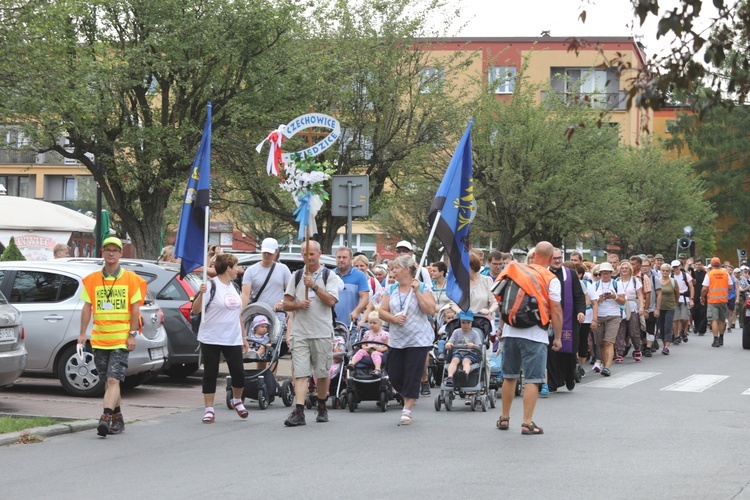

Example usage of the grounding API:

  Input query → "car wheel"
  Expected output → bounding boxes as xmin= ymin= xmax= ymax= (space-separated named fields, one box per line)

xmin=58 ymin=344 xmax=105 ymax=397
xmin=164 ymin=363 xmax=199 ymax=378
xmin=281 ymin=379 xmax=294 ymax=407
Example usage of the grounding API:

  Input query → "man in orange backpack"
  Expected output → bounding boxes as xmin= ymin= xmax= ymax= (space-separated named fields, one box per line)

xmin=495 ymin=241 xmax=562 ymax=436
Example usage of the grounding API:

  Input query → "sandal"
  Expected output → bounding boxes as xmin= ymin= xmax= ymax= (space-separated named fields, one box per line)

xmin=521 ymin=421 xmax=543 ymax=435
xmin=398 ymin=413 xmax=412 ymax=426
xmin=496 ymin=416 xmax=510 ymax=430
xmin=231 ymin=401 xmax=249 ymax=419
xmin=202 ymin=410 xmax=215 ymax=424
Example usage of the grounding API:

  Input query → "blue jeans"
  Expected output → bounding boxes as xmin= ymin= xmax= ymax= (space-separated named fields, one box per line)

xmin=500 ymin=337 xmax=547 ymax=384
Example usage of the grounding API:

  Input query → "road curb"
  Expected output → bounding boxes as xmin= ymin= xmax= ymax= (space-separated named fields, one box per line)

xmin=0 ymin=419 xmax=98 ymax=447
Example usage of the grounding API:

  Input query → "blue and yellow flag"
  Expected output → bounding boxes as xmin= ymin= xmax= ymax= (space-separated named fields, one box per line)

xmin=174 ymin=102 xmax=212 ymax=278
xmin=428 ymin=120 xmax=475 ymax=311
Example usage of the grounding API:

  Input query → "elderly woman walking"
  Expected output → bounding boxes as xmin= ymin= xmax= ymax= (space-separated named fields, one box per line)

xmin=379 ymin=255 xmax=436 ymax=426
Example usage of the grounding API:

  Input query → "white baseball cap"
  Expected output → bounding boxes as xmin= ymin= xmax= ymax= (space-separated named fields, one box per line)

xmin=252 ymin=316 xmax=270 ymax=329
xmin=671 ymin=259 xmax=682 ymax=267
xmin=260 ymin=238 xmax=279 ymax=253
xmin=395 ymin=240 xmax=413 ymax=251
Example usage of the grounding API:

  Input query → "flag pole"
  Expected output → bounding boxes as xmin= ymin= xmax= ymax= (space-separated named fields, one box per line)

xmin=304 ymin=204 xmax=311 ymax=297
xmin=400 ymin=210 xmax=442 ymax=316
xmin=201 ymin=206 xmax=210 ymax=318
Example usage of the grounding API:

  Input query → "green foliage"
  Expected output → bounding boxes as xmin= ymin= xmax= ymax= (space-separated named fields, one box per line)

xmin=0 ymin=237 xmax=26 ymax=261
xmin=215 ymin=0 xmax=470 ymax=253
xmin=665 ymin=104 xmax=750 ymax=255
xmin=0 ymin=416 xmax=58 ymax=434
xmin=0 ymin=0 xmax=298 ymax=258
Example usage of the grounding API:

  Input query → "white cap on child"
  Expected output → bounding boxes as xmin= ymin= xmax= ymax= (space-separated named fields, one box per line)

xmin=252 ymin=316 xmax=269 ymax=329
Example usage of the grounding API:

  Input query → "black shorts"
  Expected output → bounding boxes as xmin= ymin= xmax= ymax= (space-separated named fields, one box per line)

xmin=94 ymin=349 xmax=129 ymax=382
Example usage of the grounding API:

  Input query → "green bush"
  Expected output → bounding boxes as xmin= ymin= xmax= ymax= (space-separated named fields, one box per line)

xmin=0 ymin=236 xmax=26 ymax=261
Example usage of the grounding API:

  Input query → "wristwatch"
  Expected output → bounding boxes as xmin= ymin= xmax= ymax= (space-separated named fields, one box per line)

xmin=129 ymin=330 xmax=138 ymax=337
xmin=311 ymin=285 xmax=319 ymax=292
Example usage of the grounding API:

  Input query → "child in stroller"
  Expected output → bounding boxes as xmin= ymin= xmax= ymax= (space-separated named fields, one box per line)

xmin=443 ymin=310 xmax=482 ymax=387
xmin=348 ymin=312 xmax=388 ymax=376
xmin=247 ymin=315 xmax=272 ymax=359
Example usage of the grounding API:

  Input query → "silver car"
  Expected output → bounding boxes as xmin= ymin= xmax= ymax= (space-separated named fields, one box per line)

xmin=0 ymin=262 xmax=168 ymax=397
xmin=0 ymin=290 xmax=27 ymax=389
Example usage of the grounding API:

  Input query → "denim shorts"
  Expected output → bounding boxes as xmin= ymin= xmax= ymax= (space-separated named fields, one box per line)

xmin=451 ymin=351 xmax=479 ymax=364
xmin=500 ymin=337 xmax=547 ymax=384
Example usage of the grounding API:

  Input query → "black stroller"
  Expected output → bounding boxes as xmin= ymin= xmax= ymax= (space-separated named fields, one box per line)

xmin=347 ymin=327 xmax=394 ymax=412
xmin=225 ymin=303 xmax=283 ymax=410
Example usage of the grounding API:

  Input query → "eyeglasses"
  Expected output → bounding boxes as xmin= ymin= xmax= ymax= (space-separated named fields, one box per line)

xmin=395 ymin=248 xmax=409 ymax=254
xmin=593 ymin=273 xmax=600 ymax=277
xmin=103 ymin=248 xmax=121 ymax=254
xmin=553 ymin=257 xmax=563 ymax=261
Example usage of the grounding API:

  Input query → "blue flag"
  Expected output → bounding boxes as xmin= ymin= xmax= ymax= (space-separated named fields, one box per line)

xmin=428 ymin=120 xmax=474 ymax=311
xmin=174 ymin=102 xmax=212 ymax=278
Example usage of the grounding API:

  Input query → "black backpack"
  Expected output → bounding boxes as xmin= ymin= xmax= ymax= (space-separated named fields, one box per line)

xmin=491 ymin=278 xmax=544 ymax=329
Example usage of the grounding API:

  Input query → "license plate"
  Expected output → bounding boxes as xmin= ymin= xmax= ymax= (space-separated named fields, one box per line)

xmin=0 ymin=327 xmax=15 ymax=341
xmin=149 ymin=347 xmax=164 ymax=360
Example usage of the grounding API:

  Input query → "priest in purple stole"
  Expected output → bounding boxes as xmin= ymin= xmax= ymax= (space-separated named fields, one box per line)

xmin=547 ymin=250 xmax=586 ymax=392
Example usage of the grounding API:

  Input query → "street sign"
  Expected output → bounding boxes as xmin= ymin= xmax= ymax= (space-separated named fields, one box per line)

xmin=331 ymin=175 xmax=369 ymax=217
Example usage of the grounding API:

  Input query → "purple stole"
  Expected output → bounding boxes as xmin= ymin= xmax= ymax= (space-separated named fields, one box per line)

xmin=560 ymin=267 xmax=574 ymax=353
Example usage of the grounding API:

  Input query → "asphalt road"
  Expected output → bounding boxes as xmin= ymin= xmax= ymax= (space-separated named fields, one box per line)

xmin=2 ymin=331 xmax=750 ymax=499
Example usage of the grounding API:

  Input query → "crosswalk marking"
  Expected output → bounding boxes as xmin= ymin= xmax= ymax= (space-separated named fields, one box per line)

xmin=660 ymin=374 xmax=729 ymax=393
xmin=583 ymin=371 xmax=661 ymax=389
xmin=740 ymin=388 xmax=750 ymax=396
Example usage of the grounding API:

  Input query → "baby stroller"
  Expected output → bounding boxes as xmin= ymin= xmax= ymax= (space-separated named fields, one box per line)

xmin=428 ymin=305 xmax=453 ymax=388
xmin=347 ymin=326 xmax=394 ymax=413
xmin=225 ymin=303 xmax=283 ymax=410
xmin=434 ymin=315 xmax=495 ymax=412
xmin=280 ymin=321 xmax=351 ymax=409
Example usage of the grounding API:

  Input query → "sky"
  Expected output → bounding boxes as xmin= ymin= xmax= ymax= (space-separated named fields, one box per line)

xmin=449 ymin=0 xmax=723 ymax=62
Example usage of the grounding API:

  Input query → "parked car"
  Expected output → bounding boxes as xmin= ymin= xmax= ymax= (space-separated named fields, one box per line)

xmin=0 ymin=262 xmax=168 ymax=397
xmin=235 ymin=252 xmax=337 ymax=273
xmin=0 ymin=290 xmax=27 ymax=389
xmin=62 ymin=258 xmax=202 ymax=378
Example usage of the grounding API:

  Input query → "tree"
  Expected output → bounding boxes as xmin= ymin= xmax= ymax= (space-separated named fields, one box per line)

xmin=216 ymin=0 xmax=469 ymax=253
xmin=577 ymin=1 xmax=750 ymax=113
xmin=0 ymin=0 xmax=298 ymax=258
xmin=470 ymin=72 xmax=623 ymax=252
xmin=665 ymin=103 xmax=749 ymax=255
xmin=0 ymin=237 xmax=25 ymax=261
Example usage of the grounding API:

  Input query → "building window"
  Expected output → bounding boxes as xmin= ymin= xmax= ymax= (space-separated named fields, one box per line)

xmin=64 ymin=177 xmax=77 ymax=201
xmin=419 ymin=67 xmax=444 ymax=94
xmin=489 ymin=66 xmax=516 ymax=94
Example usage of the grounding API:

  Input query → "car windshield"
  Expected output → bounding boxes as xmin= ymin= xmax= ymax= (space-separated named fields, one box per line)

xmin=0 ymin=290 xmax=7 ymax=305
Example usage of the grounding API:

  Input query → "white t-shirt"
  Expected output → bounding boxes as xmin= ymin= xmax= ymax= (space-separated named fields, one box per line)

xmin=198 ymin=278 xmax=243 ymax=346
xmin=582 ymin=280 xmax=596 ymax=323
xmin=285 ymin=267 xmax=341 ymax=339
xmin=502 ymin=277 xmax=561 ymax=344
xmin=673 ymin=270 xmax=692 ymax=304
xmin=617 ymin=276 xmax=642 ymax=312
xmin=242 ymin=261 xmax=292 ymax=307
xmin=593 ymin=279 xmax=622 ymax=317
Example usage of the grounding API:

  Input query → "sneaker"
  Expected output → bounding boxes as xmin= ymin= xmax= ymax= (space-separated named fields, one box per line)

xmin=673 ymin=336 xmax=682 ymax=345
xmin=712 ymin=337 xmax=720 ymax=347
xmin=634 ymin=351 xmax=642 ymax=362
xmin=577 ymin=365 xmax=586 ymax=378
xmin=643 ymin=349 xmax=652 ymax=357
xmin=284 ymin=408 xmax=306 ymax=427
xmin=727 ymin=327 xmax=732 ymax=333
xmin=109 ymin=412 xmax=125 ymax=435
xmin=593 ymin=362 xmax=602 ymax=373
xmin=601 ymin=367 xmax=611 ymax=377
xmin=681 ymin=335 xmax=688 ymax=343
xmin=315 ymin=404 xmax=329 ymax=423
xmin=444 ymin=376 xmax=454 ymax=387
xmin=540 ymin=383 xmax=549 ymax=397
xmin=614 ymin=355 xmax=623 ymax=364
xmin=96 ymin=413 xmax=112 ymax=437
xmin=623 ymin=343 xmax=632 ymax=357
xmin=420 ymin=383 xmax=431 ymax=396
xmin=662 ymin=347 xmax=670 ymax=355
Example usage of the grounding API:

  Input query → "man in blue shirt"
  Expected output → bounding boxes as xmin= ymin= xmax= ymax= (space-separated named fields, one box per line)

xmin=334 ymin=246 xmax=370 ymax=325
